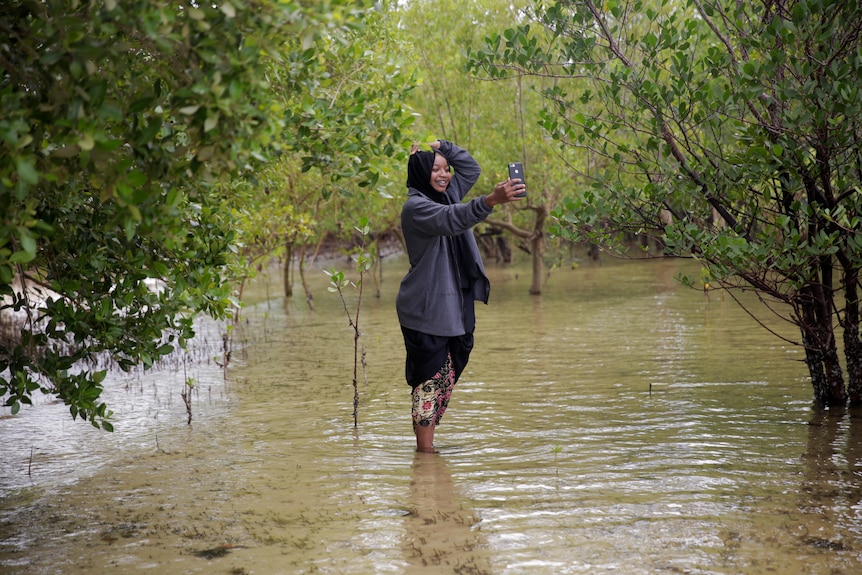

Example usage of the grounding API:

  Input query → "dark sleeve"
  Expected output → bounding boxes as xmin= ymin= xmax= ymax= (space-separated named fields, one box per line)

xmin=405 ymin=194 xmax=493 ymax=237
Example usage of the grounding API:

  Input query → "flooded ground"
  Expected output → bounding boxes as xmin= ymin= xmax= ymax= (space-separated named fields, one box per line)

xmin=1 ymin=255 xmax=861 ymax=574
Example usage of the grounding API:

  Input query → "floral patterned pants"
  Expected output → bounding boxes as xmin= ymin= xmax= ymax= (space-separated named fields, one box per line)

xmin=411 ymin=353 xmax=455 ymax=428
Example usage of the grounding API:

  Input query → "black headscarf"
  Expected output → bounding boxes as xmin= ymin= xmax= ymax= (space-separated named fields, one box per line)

xmin=406 ymin=150 xmax=448 ymax=203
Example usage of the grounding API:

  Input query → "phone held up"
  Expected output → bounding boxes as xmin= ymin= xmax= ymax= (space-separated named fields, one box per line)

xmin=508 ymin=162 xmax=527 ymax=197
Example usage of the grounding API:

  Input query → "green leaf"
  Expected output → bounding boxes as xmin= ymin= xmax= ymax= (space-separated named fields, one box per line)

xmin=78 ymin=134 xmax=95 ymax=151
xmin=220 ymin=1 xmax=236 ymax=18
xmin=642 ymin=32 xmax=657 ymax=49
xmin=9 ymin=249 xmax=35 ymax=264
xmin=204 ymin=114 xmax=219 ymax=132
xmin=17 ymin=228 xmax=36 ymax=253
xmin=0 ymin=265 xmax=13 ymax=284
xmin=127 ymin=170 xmax=147 ymax=187
xmin=15 ymin=158 xmax=38 ymax=185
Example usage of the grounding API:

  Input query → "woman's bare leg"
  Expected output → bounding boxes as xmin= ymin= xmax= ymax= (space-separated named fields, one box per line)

xmin=414 ymin=423 xmax=436 ymax=453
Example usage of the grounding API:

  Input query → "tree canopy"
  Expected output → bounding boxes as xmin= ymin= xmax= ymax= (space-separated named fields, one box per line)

xmin=468 ymin=0 xmax=862 ymax=404
xmin=0 ymin=0 xmax=410 ymax=428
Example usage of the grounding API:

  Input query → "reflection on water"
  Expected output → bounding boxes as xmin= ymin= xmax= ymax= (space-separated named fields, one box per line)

xmin=1 ymin=255 xmax=861 ymax=574
xmin=799 ymin=409 xmax=862 ymax=552
xmin=405 ymin=453 xmax=492 ymax=574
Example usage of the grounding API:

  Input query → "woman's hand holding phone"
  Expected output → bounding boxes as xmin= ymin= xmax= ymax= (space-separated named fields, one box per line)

xmin=508 ymin=162 xmax=527 ymax=197
xmin=485 ymin=167 xmax=527 ymax=207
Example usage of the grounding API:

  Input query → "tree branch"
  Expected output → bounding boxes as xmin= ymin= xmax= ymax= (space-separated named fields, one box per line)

xmin=485 ymin=217 xmax=532 ymax=240
xmin=585 ymin=0 xmax=633 ymax=68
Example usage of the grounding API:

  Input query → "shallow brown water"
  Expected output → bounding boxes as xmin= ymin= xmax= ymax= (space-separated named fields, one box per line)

xmin=2 ymin=255 xmax=862 ymax=574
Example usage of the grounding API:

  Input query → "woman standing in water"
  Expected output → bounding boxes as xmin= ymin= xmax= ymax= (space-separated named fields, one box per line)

xmin=396 ymin=140 xmax=525 ymax=452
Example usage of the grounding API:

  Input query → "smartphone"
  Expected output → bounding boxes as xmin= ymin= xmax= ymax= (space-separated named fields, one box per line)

xmin=508 ymin=162 xmax=527 ymax=197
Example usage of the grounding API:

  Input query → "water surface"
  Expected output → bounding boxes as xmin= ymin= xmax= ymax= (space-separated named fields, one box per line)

xmin=1 ymin=255 xmax=860 ymax=574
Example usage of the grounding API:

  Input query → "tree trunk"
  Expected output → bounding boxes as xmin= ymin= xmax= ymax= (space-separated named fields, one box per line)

xmin=485 ymin=204 xmax=547 ymax=294
xmin=298 ymin=240 xmax=314 ymax=311
xmin=844 ymin=268 xmax=862 ymax=404
xmin=496 ymin=235 xmax=512 ymax=263
xmin=801 ymin=340 xmax=845 ymax=406
xmin=370 ymin=237 xmax=382 ymax=299
xmin=475 ymin=230 xmax=498 ymax=261
xmin=529 ymin=231 xmax=543 ymax=295
xmin=798 ymin=285 xmax=845 ymax=405
xmin=283 ymin=243 xmax=294 ymax=298
xmin=529 ymin=206 xmax=548 ymax=295
xmin=377 ymin=238 xmax=384 ymax=287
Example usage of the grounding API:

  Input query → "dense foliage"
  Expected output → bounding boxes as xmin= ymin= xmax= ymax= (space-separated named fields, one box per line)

xmin=232 ymin=5 xmax=417 ymax=303
xmin=469 ymin=0 xmax=862 ymax=404
xmin=0 ymin=0 xmax=391 ymax=428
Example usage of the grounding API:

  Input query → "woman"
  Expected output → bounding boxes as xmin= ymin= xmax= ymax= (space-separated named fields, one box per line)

xmin=396 ymin=140 xmax=525 ymax=452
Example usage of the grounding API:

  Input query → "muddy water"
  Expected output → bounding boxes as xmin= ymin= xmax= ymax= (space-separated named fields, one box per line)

xmin=2 ymin=255 xmax=862 ymax=574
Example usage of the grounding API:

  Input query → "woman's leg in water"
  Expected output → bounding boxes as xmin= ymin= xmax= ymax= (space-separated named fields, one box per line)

xmin=411 ymin=355 xmax=455 ymax=452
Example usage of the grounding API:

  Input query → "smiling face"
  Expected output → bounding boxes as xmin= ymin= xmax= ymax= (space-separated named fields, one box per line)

xmin=429 ymin=154 xmax=451 ymax=193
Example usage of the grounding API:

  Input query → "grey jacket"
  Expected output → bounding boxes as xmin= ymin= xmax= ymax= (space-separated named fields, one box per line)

xmin=396 ymin=140 xmax=493 ymax=336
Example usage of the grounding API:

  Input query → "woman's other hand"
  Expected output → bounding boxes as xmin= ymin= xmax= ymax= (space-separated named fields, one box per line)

xmin=411 ymin=141 xmax=441 ymax=155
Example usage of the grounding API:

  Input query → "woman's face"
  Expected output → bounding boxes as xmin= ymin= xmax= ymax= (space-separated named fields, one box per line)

xmin=429 ymin=154 xmax=451 ymax=193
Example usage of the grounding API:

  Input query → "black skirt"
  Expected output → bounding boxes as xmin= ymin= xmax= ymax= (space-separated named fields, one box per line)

xmin=401 ymin=326 xmax=474 ymax=388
